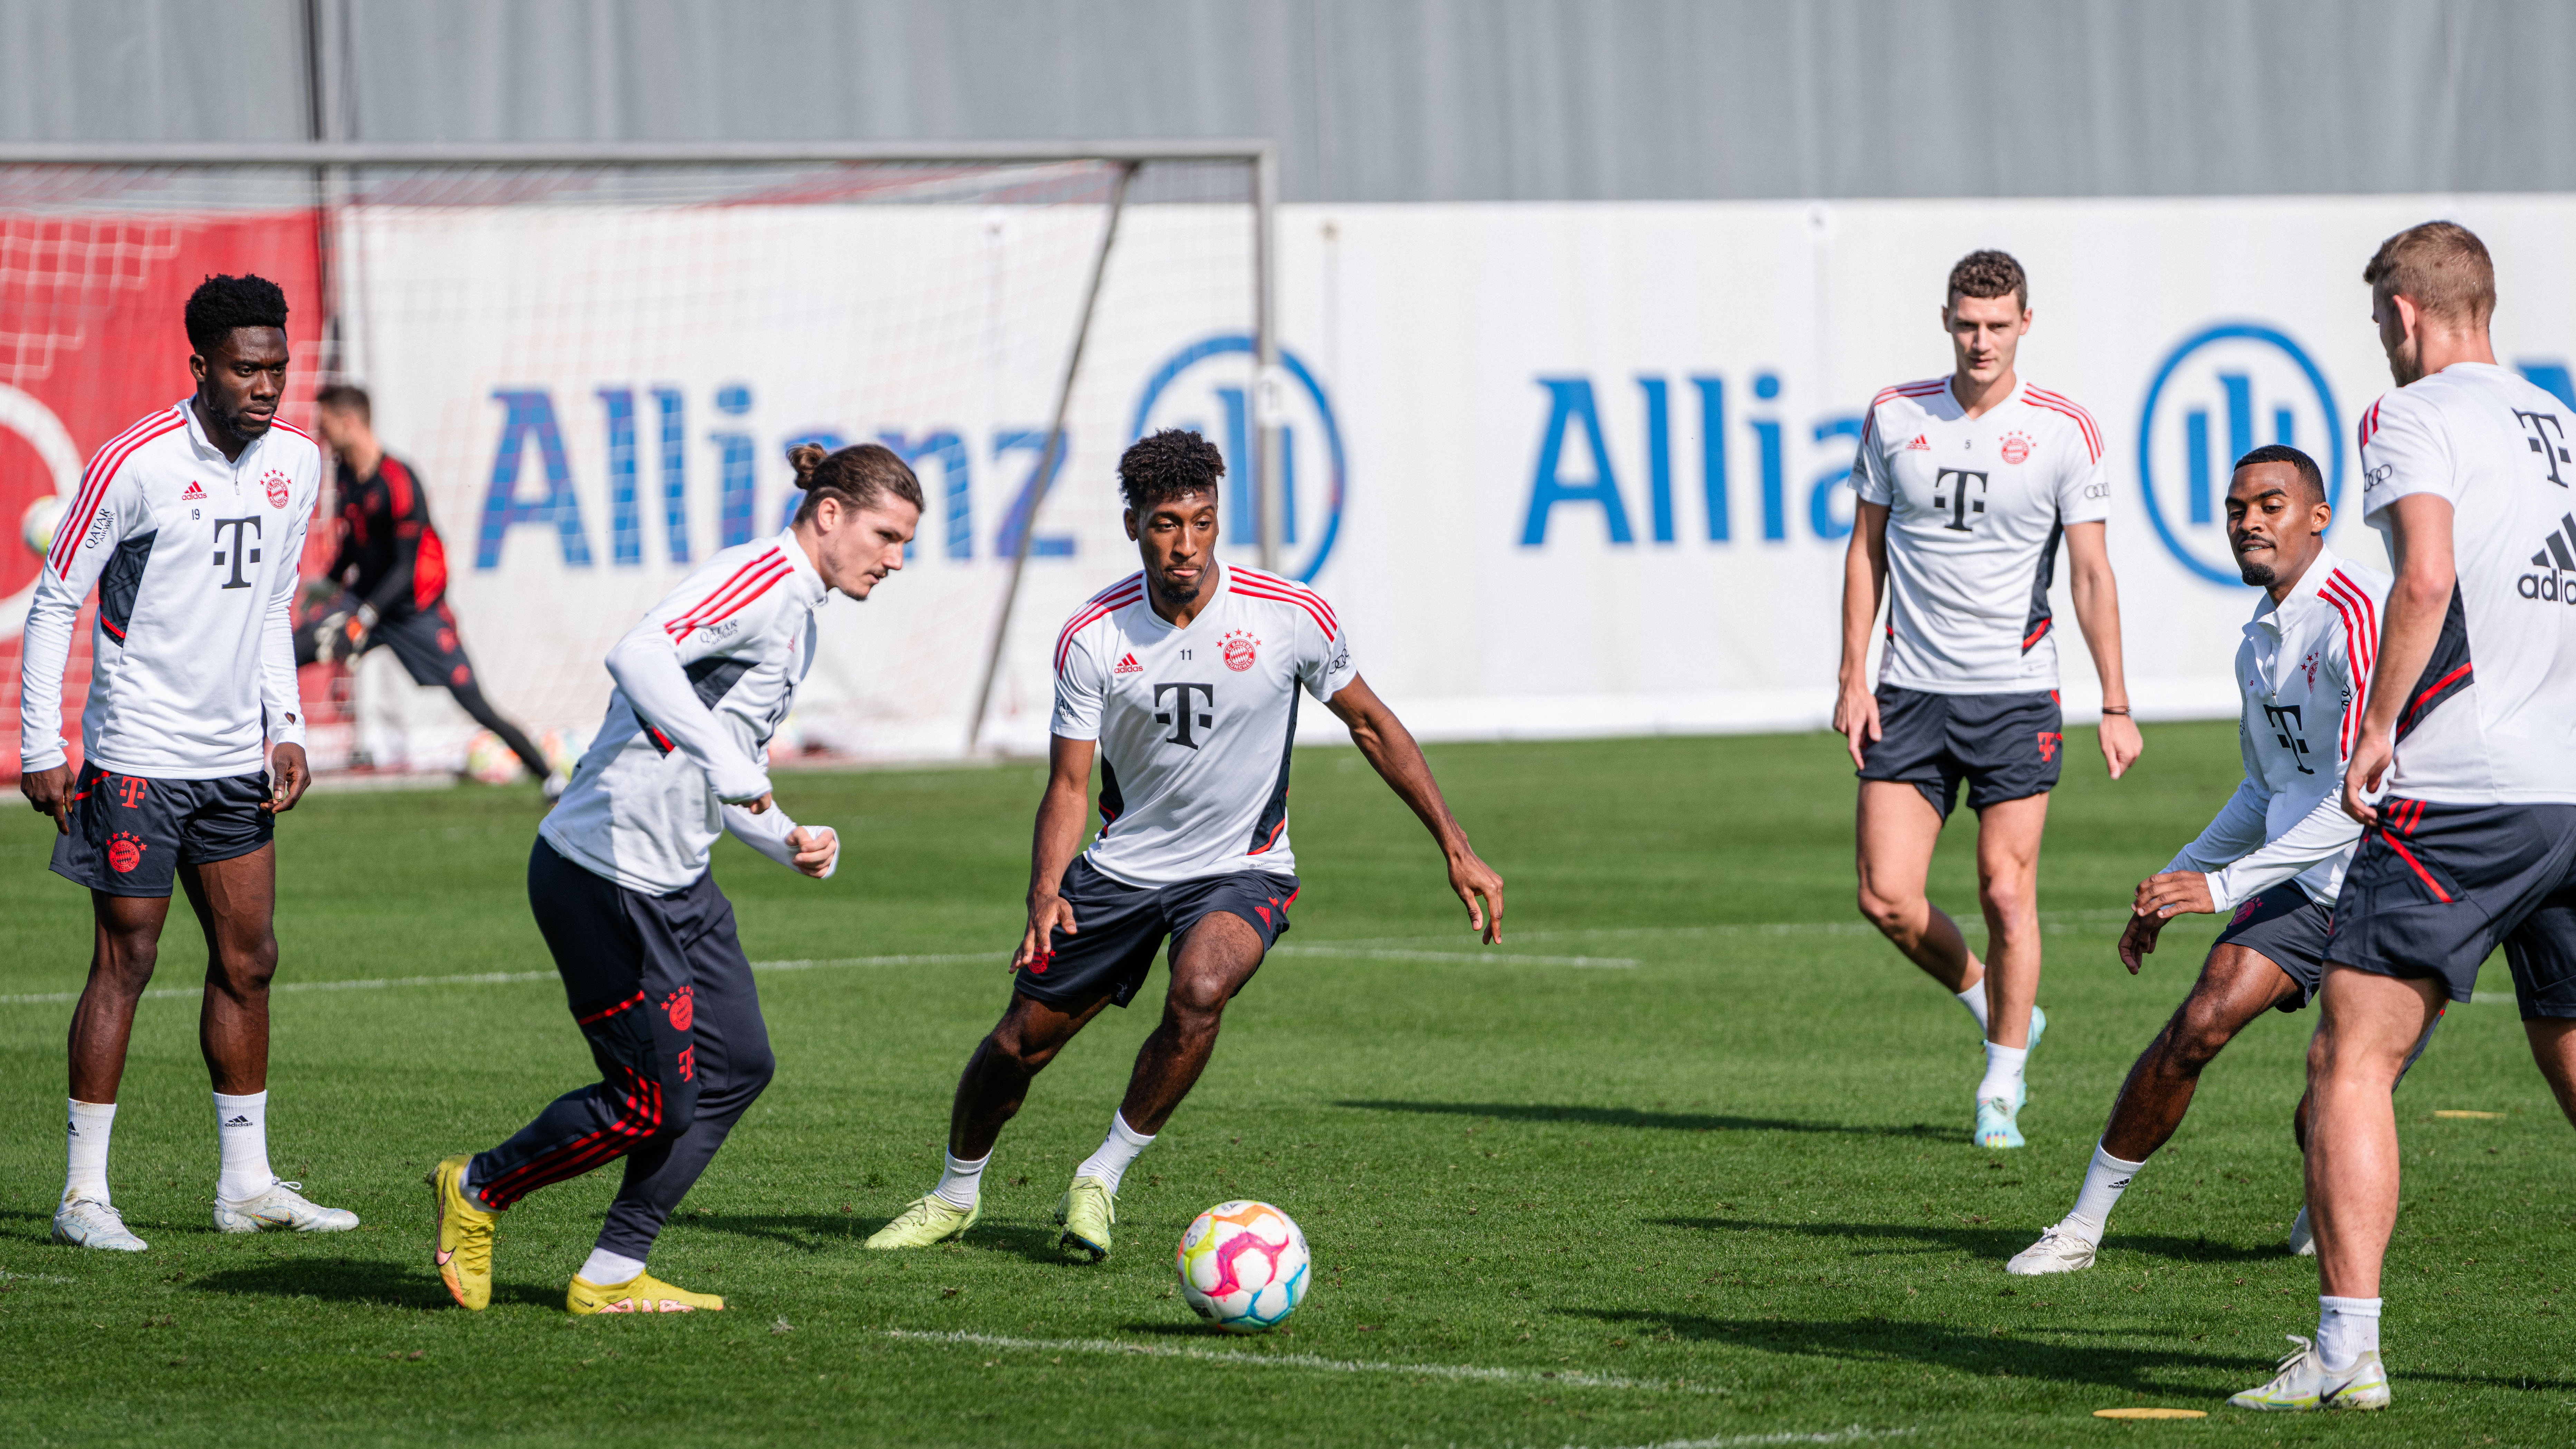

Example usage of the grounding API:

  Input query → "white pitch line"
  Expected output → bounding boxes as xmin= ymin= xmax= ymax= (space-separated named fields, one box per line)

xmin=878 ymin=1328 xmax=1719 ymax=1394
xmin=1579 ymin=1430 xmax=1916 ymax=1449
xmin=1274 ymin=945 xmax=1638 ymax=969
xmin=0 ymin=953 xmax=990 ymax=1007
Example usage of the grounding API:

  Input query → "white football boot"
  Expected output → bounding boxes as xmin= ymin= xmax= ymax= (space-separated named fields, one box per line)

xmin=2228 ymin=1334 xmax=2390 ymax=1411
xmin=2285 ymin=1205 xmax=2316 ymax=1256
xmin=53 ymin=1194 xmax=148 ymax=1251
xmin=214 ymin=1180 xmax=360 ymax=1234
xmin=2004 ymin=1223 xmax=2097 ymax=1276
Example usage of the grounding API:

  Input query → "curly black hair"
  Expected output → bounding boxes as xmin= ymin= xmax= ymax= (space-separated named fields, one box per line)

xmin=1117 ymin=428 xmax=1225 ymax=512
xmin=183 ymin=274 xmax=289 ymax=355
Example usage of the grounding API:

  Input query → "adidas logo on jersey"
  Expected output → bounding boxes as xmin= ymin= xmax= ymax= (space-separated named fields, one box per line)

xmin=1902 ymin=434 xmax=1931 ymax=451
xmin=2520 ymin=513 xmax=2576 ymax=603
xmin=1113 ymin=653 xmax=1143 ymax=674
xmin=180 ymin=482 xmax=206 ymax=501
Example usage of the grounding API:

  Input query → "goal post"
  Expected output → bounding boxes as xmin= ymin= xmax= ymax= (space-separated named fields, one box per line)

xmin=0 ymin=141 xmax=1277 ymax=777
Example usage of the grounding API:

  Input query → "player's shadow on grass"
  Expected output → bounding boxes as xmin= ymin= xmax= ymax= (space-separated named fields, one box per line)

xmin=189 ymin=1256 xmax=475 ymax=1308
xmin=1655 ymin=1215 xmax=2280 ymax=1266
xmin=690 ymin=1212 xmax=1070 ymax=1265
xmin=1337 ymin=1100 xmax=1951 ymax=1140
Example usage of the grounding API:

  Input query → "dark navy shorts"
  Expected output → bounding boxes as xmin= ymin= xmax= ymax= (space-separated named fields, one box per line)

xmin=1857 ymin=686 xmax=2064 ymax=819
xmin=2215 ymin=889 xmax=2337 ymax=1011
xmin=2326 ymin=798 xmax=2576 ymax=1019
xmin=1015 ymin=856 xmax=1299 ymax=1010
xmin=50 ymin=761 xmax=272 ymax=898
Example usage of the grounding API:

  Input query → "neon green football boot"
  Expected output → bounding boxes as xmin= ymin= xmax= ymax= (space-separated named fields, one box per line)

xmin=862 ymin=1194 xmax=979 ymax=1249
xmin=1055 ymin=1175 xmax=1116 ymax=1261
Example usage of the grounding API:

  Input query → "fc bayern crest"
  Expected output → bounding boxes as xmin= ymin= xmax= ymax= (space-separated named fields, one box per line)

xmin=1222 ymin=630 xmax=1260 ymax=672
xmin=262 ymin=470 xmax=291 ymax=508
xmin=1999 ymin=432 xmax=2032 ymax=466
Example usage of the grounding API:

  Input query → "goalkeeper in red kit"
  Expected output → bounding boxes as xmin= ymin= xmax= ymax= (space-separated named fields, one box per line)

xmin=296 ymin=384 xmax=560 ymax=795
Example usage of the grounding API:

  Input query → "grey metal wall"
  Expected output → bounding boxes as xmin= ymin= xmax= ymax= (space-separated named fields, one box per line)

xmin=6 ymin=0 xmax=2571 ymax=202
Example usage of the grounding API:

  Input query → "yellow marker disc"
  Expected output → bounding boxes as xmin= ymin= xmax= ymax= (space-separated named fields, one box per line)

xmin=2434 ymin=1109 xmax=2505 ymax=1119
xmin=2093 ymin=1407 xmax=2210 ymax=1419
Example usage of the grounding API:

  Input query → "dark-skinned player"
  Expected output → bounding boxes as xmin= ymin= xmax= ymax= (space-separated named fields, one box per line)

xmin=865 ymin=428 xmax=1505 ymax=1259
xmin=18 ymin=274 xmax=355 ymax=1249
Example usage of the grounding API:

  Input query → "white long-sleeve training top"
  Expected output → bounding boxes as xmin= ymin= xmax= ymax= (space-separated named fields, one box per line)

xmin=18 ymin=399 xmax=319 ymax=779
xmin=2164 ymin=548 xmax=2390 ymax=911
xmin=539 ymin=526 xmax=839 ymax=895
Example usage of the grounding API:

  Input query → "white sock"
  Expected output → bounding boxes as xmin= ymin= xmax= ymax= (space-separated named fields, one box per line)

xmin=2317 ymin=1295 xmax=2383 ymax=1372
xmin=578 ymin=1247 xmax=647 ymax=1285
xmin=2061 ymin=1141 xmax=2147 ymax=1244
xmin=1073 ymin=1110 xmax=1156 ymax=1194
xmin=65 ymin=1099 xmax=116 ymax=1204
xmin=1977 ymin=1043 xmax=2028 ymax=1105
xmin=213 ymin=1090 xmax=273 ymax=1202
xmin=933 ymin=1148 xmax=990 ymax=1211
xmin=1955 ymin=978 xmax=1991 ymax=1032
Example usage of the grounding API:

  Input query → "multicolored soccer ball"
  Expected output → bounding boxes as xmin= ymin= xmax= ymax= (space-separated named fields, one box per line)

xmin=462 ymin=729 xmax=526 ymax=785
xmin=1176 ymin=1200 xmax=1309 ymax=1333
xmin=21 ymin=494 xmax=68 ymax=560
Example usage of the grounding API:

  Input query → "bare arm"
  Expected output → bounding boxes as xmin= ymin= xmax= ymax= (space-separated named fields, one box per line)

xmin=1324 ymin=675 xmax=1505 ymax=943
xmin=2063 ymin=520 xmax=2142 ymax=779
xmin=1832 ymin=501 xmax=1891 ymax=770
xmin=1014 ymin=734 xmax=1098 ymax=970
xmin=2343 ymin=493 xmax=2456 ymax=827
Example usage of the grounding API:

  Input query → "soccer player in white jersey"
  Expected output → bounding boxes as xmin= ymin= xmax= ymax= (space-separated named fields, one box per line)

xmin=17 ymin=275 xmax=356 ymax=1250
xmin=2009 ymin=446 xmax=2439 ymax=1276
xmin=1836 ymin=250 xmax=2143 ymax=1150
xmin=866 ymin=429 xmax=1504 ymax=1258
xmin=2233 ymin=223 xmax=2576 ymax=1412
xmin=425 ymin=442 xmax=918 ymax=1315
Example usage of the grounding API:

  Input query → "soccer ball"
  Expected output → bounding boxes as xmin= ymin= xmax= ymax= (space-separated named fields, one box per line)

xmin=21 ymin=494 xmax=68 ymax=560
xmin=462 ymin=729 xmax=526 ymax=785
xmin=538 ymin=725 xmax=589 ymax=777
xmin=1176 ymin=1200 xmax=1309 ymax=1333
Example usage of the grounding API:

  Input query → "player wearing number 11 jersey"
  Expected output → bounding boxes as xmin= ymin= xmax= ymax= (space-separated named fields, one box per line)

xmin=1836 ymin=250 xmax=2144 ymax=1151
xmin=866 ymin=429 xmax=1504 ymax=1260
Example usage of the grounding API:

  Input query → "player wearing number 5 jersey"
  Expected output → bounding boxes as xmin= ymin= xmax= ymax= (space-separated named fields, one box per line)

xmin=425 ymin=442 xmax=920 ymax=1317
xmin=1837 ymin=250 xmax=2143 ymax=1152
xmin=18 ymin=275 xmax=355 ymax=1252
xmin=2235 ymin=223 xmax=2576 ymax=1413
xmin=866 ymin=429 xmax=1504 ymax=1260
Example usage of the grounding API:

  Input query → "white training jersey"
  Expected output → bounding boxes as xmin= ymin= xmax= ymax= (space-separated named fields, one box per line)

xmin=1050 ymin=562 xmax=1358 ymax=887
xmin=18 ymin=399 xmax=318 ymax=779
xmin=1850 ymin=377 xmax=2111 ymax=694
xmin=541 ymin=527 xmax=836 ymax=895
xmin=2359 ymin=362 xmax=2576 ymax=804
xmin=2165 ymin=549 xmax=2389 ymax=910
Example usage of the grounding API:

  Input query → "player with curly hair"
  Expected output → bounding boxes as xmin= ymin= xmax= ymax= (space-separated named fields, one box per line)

xmin=865 ymin=428 xmax=1506 ymax=1260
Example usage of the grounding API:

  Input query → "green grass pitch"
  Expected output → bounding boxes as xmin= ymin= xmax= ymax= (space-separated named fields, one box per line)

xmin=1 ymin=724 xmax=2568 ymax=1447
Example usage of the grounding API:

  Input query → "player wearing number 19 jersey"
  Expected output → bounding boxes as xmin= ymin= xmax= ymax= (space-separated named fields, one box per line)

xmin=1836 ymin=250 xmax=2143 ymax=1152
xmin=865 ymin=429 xmax=1504 ymax=1260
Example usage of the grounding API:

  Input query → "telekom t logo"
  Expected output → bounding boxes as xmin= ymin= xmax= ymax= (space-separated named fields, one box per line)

xmin=1154 ymin=682 xmax=1216 ymax=749
xmin=2515 ymin=409 xmax=2570 ymax=487
xmin=211 ymin=516 xmax=263 ymax=588
xmin=116 ymin=776 xmax=147 ymax=808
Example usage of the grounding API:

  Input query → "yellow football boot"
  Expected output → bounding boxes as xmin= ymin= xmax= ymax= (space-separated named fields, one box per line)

xmin=1055 ymin=1175 xmax=1116 ymax=1261
xmin=567 ymin=1271 xmax=725 ymax=1314
xmin=427 ymin=1154 xmax=496 ymax=1311
xmin=862 ymin=1194 xmax=979 ymax=1249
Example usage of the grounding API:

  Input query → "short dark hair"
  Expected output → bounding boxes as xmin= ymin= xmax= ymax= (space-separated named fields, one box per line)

xmin=784 ymin=440 xmax=923 ymax=524
xmin=1946 ymin=250 xmax=2028 ymax=312
xmin=2363 ymin=220 xmax=2495 ymax=327
xmin=1118 ymin=428 xmax=1224 ymax=512
xmin=2234 ymin=443 xmax=2327 ymax=505
xmin=184 ymin=274 xmax=289 ymax=355
xmin=315 ymin=383 xmax=371 ymax=421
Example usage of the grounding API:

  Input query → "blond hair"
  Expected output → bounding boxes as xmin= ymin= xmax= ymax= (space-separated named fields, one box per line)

xmin=2362 ymin=221 xmax=2495 ymax=327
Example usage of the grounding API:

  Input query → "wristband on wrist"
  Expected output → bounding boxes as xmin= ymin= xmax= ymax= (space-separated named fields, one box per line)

xmin=2099 ymin=705 xmax=2132 ymax=715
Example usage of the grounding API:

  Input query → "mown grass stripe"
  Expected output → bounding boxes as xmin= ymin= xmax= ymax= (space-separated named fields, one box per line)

xmin=879 ymin=1327 xmax=1722 ymax=1393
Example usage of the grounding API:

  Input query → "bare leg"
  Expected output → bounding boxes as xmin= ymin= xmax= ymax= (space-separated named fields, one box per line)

xmin=946 ymin=989 xmax=1115 ymax=1160
xmin=2525 ymin=1018 xmax=2576 ymax=1128
xmin=1973 ymin=793 xmax=2051 ymax=1049
xmin=2306 ymin=966 xmax=2446 ymax=1298
xmin=1855 ymin=781 xmax=1983 ymax=995
xmin=177 ymin=846 xmax=278 ymax=1094
xmin=67 ymin=892 xmax=175 ymax=1103
xmin=2098 ymin=945 xmax=2301 ymax=1160
xmin=1117 ymin=913 xmax=1266 ymax=1134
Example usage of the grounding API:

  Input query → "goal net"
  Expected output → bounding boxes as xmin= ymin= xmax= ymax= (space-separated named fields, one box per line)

xmin=0 ymin=151 xmax=1264 ymax=780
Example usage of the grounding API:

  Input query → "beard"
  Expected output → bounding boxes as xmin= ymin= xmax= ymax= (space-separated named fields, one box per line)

xmin=1151 ymin=568 xmax=1199 ymax=607
xmin=2238 ymin=559 xmax=2278 ymax=588
xmin=205 ymin=389 xmax=272 ymax=438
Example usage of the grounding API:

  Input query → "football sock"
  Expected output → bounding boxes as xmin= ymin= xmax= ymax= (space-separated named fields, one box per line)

xmin=1977 ymin=1043 xmax=2028 ymax=1105
xmin=65 ymin=1098 xmax=115 ymax=1203
xmin=213 ymin=1090 xmax=272 ymax=1202
xmin=2316 ymin=1295 xmax=2383 ymax=1372
xmin=933 ymin=1149 xmax=990 ymax=1211
xmin=1954 ymin=979 xmax=1991 ymax=1033
xmin=2061 ymin=1141 xmax=2147 ymax=1244
xmin=1074 ymin=1110 xmax=1156 ymax=1194
xmin=577 ymin=1247 xmax=647 ymax=1285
